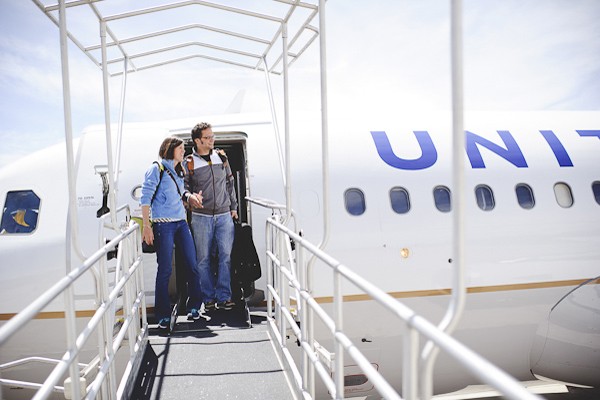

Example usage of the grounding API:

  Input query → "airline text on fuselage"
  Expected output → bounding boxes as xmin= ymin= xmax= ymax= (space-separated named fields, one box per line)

xmin=370 ymin=129 xmax=600 ymax=170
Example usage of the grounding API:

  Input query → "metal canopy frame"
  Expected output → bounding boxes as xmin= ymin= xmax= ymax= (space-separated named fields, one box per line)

xmin=31 ymin=0 xmax=327 ymax=256
xmin=32 ymin=0 xmax=320 ymax=76
xmin=28 ymin=2 xmax=328 ymax=398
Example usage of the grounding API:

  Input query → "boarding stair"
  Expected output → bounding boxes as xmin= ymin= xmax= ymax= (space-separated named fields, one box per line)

xmin=133 ymin=307 xmax=294 ymax=400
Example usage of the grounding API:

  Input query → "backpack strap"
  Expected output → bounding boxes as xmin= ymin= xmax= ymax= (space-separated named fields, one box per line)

xmin=150 ymin=161 xmax=165 ymax=205
xmin=164 ymin=167 xmax=183 ymax=198
xmin=185 ymin=154 xmax=195 ymax=176
xmin=186 ymin=149 xmax=228 ymax=177
xmin=215 ymin=148 xmax=228 ymax=165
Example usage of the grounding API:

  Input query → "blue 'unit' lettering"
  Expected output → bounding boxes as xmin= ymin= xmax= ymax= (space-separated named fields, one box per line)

xmin=577 ymin=130 xmax=600 ymax=140
xmin=371 ymin=128 xmax=586 ymax=170
xmin=370 ymin=131 xmax=437 ymax=170
xmin=465 ymin=130 xmax=527 ymax=169
xmin=539 ymin=130 xmax=573 ymax=167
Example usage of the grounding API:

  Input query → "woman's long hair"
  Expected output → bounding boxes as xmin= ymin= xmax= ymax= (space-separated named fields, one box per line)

xmin=158 ymin=136 xmax=185 ymax=176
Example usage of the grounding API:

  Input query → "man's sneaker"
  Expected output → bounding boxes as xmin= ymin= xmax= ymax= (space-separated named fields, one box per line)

xmin=187 ymin=308 xmax=200 ymax=320
xmin=204 ymin=301 xmax=216 ymax=312
xmin=217 ymin=300 xmax=235 ymax=310
xmin=157 ymin=317 xmax=170 ymax=329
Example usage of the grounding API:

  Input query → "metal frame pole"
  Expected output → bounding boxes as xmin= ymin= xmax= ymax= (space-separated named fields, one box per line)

xmin=447 ymin=0 xmax=467 ymax=344
xmin=278 ymin=229 xmax=287 ymax=347
xmin=281 ymin=21 xmax=292 ymax=221
xmin=114 ymin=57 xmax=129 ymax=192
xmin=262 ymin=57 xmax=286 ymax=188
xmin=305 ymin=0 xmax=331 ymax=273
xmin=100 ymin=20 xmax=118 ymax=229
xmin=266 ymin=220 xmax=274 ymax=319
xmin=318 ymin=0 xmax=330 ymax=250
xmin=58 ymin=1 xmax=82 ymax=397
xmin=420 ymin=0 xmax=466 ymax=397
xmin=333 ymin=269 xmax=343 ymax=399
xmin=403 ymin=326 xmax=419 ymax=400
xmin=307 ymin=252 xmax=315 ymax=398
xmin=57 ymin=0 xmax=86 ymax=262
xmin=297 ymin=243 xmax=309 ymax=394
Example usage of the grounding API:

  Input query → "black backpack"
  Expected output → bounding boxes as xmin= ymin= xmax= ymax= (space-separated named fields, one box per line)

xmin=231 ymin=222 xmax=261 ymax=283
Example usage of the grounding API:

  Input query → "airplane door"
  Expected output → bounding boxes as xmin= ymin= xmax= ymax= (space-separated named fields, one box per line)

xmin=214 ymin=134 xmax=248 ymax=223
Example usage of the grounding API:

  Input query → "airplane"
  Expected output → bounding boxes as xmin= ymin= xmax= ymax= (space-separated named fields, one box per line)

xmin=1 ymin=1 xmax=599 ymax=399
xmin=0 ymin=109 xmax=598 ymax=399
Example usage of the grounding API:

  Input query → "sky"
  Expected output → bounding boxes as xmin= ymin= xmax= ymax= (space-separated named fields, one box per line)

xmin=1 ymin=0 xmax=599 ymax=166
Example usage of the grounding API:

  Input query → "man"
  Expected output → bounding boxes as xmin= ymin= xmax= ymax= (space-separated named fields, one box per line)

xmin=185 ymin=122 xmax=238 ymax=311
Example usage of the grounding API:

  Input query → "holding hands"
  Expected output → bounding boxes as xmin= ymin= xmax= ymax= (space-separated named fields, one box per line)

xmin=188 ymin=191 xmax=203 ymax=208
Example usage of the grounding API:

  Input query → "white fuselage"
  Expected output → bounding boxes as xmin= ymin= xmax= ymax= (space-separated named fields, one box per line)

xmin=0 ymin=111 xmax=598 ymax=396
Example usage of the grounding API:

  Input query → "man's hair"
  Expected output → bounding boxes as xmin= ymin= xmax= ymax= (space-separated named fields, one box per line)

xmin=158 ymin=136 xmax=183 ymax=160
xmin=191 ymin=122 xmax=212 ymax=150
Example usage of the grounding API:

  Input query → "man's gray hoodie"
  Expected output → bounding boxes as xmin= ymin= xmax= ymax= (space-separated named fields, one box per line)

xmin=184 ymin=149 xmax=237 ymax=216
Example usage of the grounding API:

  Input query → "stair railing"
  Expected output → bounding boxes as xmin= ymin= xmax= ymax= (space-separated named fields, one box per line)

xmin=0 ymin=209 xmax=147 ymax=400
xmin=264 ymin=214 xmax=542 ymax=400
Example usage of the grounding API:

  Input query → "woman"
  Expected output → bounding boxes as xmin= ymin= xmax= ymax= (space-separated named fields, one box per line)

xmin=140 ymin=136 xmax=203 ymax=329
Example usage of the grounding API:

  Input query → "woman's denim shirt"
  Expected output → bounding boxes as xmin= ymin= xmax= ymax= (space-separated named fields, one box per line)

xmin=140 ymin=159 xmax=186 ymax=221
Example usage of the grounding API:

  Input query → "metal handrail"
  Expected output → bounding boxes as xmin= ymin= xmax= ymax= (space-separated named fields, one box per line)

xmin=0 ymin=220 xmax=147 ymax=400
xmin=246 ymin=196 xmax=297 ymax=233
xmin=265 ymin=215 xmax=542 ymax=400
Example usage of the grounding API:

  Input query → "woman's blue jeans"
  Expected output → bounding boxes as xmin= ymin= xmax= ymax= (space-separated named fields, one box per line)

xmin=153 ymin=220 xmax=202 ymax=320
xmin=191 ymin=212 xmax=234 ymax=303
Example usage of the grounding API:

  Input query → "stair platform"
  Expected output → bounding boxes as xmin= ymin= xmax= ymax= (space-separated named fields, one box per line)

xmin=131 ymin=309 xmax=294 ymax=399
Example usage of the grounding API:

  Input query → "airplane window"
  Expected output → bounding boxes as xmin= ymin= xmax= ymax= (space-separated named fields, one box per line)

xmin=433 ymin=186 xmax=451 ymax=212
xmin=515 ymin=183 xmax=535 ymax=209
xmin=593 ymin=181 xmax=600 ymax=205
xmin=553 ymin=182 xmax=574 ymax=208
xmin=390 ymin=187 xmax=410 ymax=214
xmin=344 ymin=188 xmax=366 ymax=216
xmin=0 ymin=190 xmax=41 ymax=235
xmin=475 ymin=185 xmax=495 ymax=211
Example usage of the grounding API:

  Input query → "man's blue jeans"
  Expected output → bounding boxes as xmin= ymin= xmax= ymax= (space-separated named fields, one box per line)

xmin=191 ymin=212 xmax=234 ymax=303
xmin=153 ymin=220 xmax=202 ymax=320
